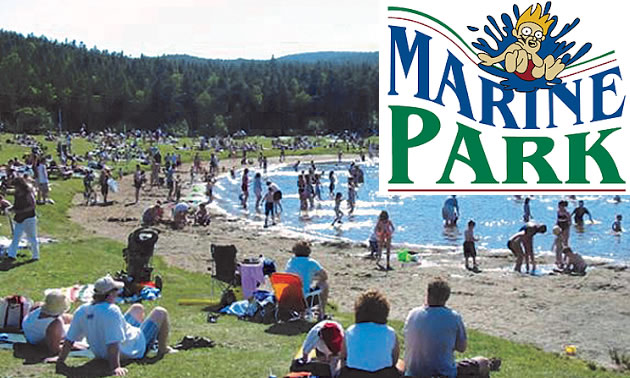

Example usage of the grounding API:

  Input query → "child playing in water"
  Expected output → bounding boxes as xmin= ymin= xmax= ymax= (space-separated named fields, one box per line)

xmin=347 ymin=177 xmax=356 ymax=214
xmin=329 ymin=171 xmax=336 ymax=198
xmin=612 ymin=214 xmax=623 ymax=233
xmin=331 ymin=192 xmax=343 ymax=226
xmin=551 ymin=225 xmax=564 ymax=270
xmin=562 ymin=247 xmax=587 ymax=275
xmin=463 ymin=220 xmax=479 ymax=272
xmin=263 ymin=185 xmax=276 ymax=228
xmin=375 ymin=211 xmax=395 ymax=271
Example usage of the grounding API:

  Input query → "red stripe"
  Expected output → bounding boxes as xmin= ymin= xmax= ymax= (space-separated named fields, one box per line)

xmin=558 ymin=59 xmax=617 ymax=79
xmin=388 ymin=17 xmax=478 ymax=65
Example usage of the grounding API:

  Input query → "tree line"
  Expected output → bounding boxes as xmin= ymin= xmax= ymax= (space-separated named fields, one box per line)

xmin=0 ymin=30 xmax=378 ymax=136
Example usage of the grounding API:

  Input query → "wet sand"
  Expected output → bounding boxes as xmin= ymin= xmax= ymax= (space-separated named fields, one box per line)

xmin=70 ymin=155 xmax=630 ymax=368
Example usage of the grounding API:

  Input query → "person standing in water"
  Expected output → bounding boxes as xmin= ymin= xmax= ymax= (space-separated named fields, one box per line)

xmin=241 ymin=168 xmax=249 ymax=209
xmin=347 ymin=177 xmax=357 ymax=215
xmin=523 ymin=197 xmax=532 ymax=222
xmin=442 ymin=195 xmax=459 ymax=227
xmin=254 ymin=172 xmax=263 ymax=211
xmin=331 ymin=192 xmax=344 ymax=226
xmin=329 ymin=171 xmax=336 ymax=198
xmin=571 ymin=200 xmax=593 ymax=226
xmin=556 ymin=200 xmax=571 ymax=247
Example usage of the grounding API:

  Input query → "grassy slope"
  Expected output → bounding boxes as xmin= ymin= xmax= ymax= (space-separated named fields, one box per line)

xmin=0 ymin=136 xmax=625 ymax=377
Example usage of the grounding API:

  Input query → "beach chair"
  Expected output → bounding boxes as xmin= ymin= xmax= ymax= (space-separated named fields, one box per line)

xmin=208 ymin=244 xmax=239 ymax=298
xmin=270 ymin=272 xmax=321 ymax=322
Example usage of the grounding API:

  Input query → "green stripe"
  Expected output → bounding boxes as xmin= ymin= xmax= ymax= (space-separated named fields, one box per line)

xmin=563 ymin=50 xmax=615 ymax=70
xmin=388 ymin=6 xmax=477 ymax=56
xmin=388 ymin=6 xmax=614 ymax=71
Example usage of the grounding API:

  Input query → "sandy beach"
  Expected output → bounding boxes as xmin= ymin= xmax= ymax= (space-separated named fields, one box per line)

xmin=69 ymin=155 xmax=630 ymax=369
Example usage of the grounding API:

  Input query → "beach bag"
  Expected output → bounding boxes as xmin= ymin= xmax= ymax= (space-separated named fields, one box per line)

xmin=0 ymin=295 xmax=33 ymax=330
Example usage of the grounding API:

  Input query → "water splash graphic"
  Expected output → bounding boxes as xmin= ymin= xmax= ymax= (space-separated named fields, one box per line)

xmin=472 ymin=2 xmax=591 ymax=92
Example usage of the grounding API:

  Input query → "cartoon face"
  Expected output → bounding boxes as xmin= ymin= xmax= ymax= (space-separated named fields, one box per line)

xmin=512 ymin=21 xmax=545 ymax=52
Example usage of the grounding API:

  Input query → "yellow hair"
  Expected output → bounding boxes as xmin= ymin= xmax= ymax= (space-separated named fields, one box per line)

xmin=516 ymin=4 xmax=554 ymax=36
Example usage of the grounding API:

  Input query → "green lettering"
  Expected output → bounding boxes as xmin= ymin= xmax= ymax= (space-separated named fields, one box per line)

xmin=437 ymin=123 xmax=498 ymax=184
xmin=389 ymin=106 xmax=441 ymax=184
xmin=503 ymin=137 xmax=560 ymax=184
xmin=566 ymin=127 xmax=625 ymax=184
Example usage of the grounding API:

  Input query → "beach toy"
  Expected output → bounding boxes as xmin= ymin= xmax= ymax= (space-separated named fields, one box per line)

xmin=564 ymin=344 xmax=577 ymax=356
xmin=397 ymin=249 xmax=412 ymax=263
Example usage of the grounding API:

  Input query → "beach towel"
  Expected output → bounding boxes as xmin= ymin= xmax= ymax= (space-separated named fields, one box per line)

xmin=45 ymin=284 xmax=94 ymax=304
xmin=0 ymin=333 xmax=94 ymax=359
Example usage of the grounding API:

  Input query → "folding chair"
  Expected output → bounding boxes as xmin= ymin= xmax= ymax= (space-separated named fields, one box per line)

xmin=208 ymin=244 xmax=239 ymax=298
xmin=270 ymin=272 xmax=321 ymax=322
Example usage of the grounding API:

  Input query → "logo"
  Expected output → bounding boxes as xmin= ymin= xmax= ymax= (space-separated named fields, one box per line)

xmin=476 ymin=3 xmax=590 ymax=92
xmin=380 ymin=1 xmax=628 ymax=194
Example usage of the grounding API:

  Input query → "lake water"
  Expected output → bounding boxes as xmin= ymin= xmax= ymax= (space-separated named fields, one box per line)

xmin=210 ymin=161 xmax=629 ymax=264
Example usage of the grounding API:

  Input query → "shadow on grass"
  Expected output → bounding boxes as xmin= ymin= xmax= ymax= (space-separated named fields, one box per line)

xmin=0 ymin=258 xmax=36 ymax=271
xmin=56 ymin=355 xmax=164 ymax=377
xmin=264 ymin=319 xmax=313 ymax=336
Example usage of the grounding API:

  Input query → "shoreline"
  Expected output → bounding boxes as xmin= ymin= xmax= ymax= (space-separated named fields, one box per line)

xmin=211 ymin=158 xmax=628 ymax=268
xmin=69 ymin=154 xmax=630 ymax=369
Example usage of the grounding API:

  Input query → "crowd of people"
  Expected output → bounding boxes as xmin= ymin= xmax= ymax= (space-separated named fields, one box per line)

xmin=291 ymin=276 xmax=499 ymax=378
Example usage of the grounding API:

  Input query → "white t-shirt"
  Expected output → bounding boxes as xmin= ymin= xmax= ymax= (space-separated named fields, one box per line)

xmin=66 ymin=303 xmax=146 ymax=360
xmin=345 ymin=322 xmax=397 ymax=372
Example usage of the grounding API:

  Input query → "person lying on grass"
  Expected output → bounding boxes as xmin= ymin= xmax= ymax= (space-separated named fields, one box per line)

xmin=56 ymin=275 xmax=175 ymax=377
xmin=22 ymin=290 xmax=73 ymax=355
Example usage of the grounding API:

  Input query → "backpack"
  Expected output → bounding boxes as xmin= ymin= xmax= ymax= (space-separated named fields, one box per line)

xmin=0 ymin=295 xmax=33 ymax=330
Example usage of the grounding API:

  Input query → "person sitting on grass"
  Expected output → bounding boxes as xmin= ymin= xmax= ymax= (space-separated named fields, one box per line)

xmin=338 ymin=289 xmax=400 ymax=378
xmin=404 ymin=277 xmax=500 ymax=378
xmin=292 ymin=319 xmax=345 ymax=376
xmin=194 ymin=203 xmax=211 ymax=226
xmin=285 ymin=241 xmax=329 ymax=320
xmin=562 ymin=247 xmax=587 ymax=275
xmin=56 ymin=275 xmax=174 ymax=377
xmin=22 ymin=290 xmax=73 ymax=355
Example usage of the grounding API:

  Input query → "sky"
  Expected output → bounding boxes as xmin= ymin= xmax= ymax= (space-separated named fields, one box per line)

xmin=0 ymin=0 xmax=379 ymax=60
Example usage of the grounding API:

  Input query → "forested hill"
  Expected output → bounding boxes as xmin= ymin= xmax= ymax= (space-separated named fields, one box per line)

xmin=277 ymin=51 xmax=378 ymax=64
xmin=163 ymin=51 xmax=378 ymax=65
xmin=0 ymin=30 xmax=378 ymax=136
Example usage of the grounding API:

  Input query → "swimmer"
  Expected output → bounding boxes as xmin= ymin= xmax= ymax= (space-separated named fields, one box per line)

xmin=612 ymin=214 xmax=623 ymax=233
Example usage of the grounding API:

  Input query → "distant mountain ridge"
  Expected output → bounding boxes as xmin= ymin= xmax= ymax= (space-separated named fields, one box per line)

xmin=277 ymin=51 xmax=378 ymax=64
xmin=162 ymin=51 xmax=378 ymax=64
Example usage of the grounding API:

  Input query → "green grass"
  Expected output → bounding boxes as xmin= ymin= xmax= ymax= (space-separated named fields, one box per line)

xmin=0 ymin=137 xmax=626 ymax=377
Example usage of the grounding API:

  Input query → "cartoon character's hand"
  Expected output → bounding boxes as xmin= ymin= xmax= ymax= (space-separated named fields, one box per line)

xmin=478 ymin=53 xmax=495 ymax=66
